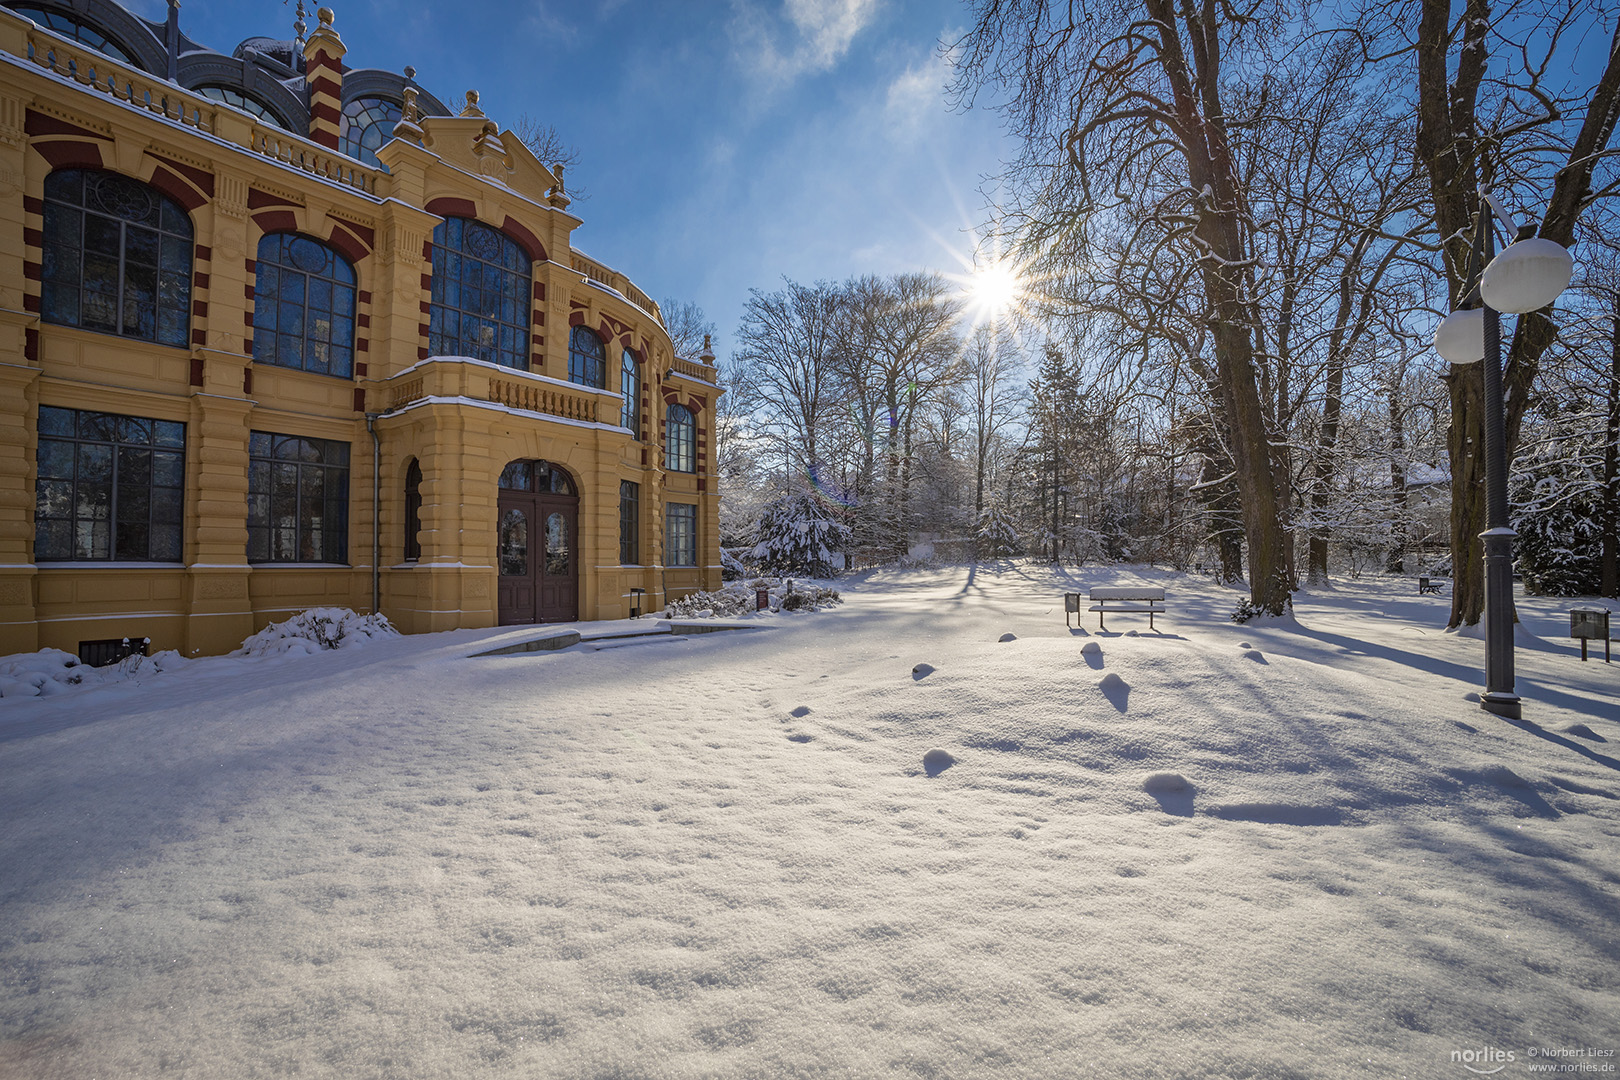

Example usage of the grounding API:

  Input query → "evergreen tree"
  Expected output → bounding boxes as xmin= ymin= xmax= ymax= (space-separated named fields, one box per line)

xmin=751 ymin=493 xmax=851 ymax=579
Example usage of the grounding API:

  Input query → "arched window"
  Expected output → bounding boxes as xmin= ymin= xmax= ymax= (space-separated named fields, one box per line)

xmin=196 ymin=85 xmax=290 ymax=130
xmin=41 ymin=168 xmax=192 ymax=348
xmin=569 ymin=326 xmax=605 ymax=389
xmin=498 ymin=460 xmax=576 ymax=495
xmin=403 ymin=458 xmax=422 ymax=561
xmin=428 ymin=218 xmax=531 ymax=370
xmin=620 ymin=348 xmax=640 ymax=432
xmin=252 ymin=233 xmax=356 ymax=377
xmin=339 ymin=96 xmax=401 ymax=168
xmin=13 ymin=6 xmax=139 ymax=67
xmin=666 ymin=403 xmax=695 ymax=473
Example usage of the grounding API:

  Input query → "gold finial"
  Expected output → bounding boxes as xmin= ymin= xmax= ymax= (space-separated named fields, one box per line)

xmin=317 ymin=6 xmax=334 ymax=26
xmin=460 ymin=90 xmax=485 ymax=118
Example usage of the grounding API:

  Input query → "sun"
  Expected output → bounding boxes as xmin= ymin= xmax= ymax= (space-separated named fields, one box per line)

xmin=964 ymin=260 xmax=1023 ymax=321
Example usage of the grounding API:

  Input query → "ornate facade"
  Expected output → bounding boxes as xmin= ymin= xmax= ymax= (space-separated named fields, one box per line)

xmin=0 ymin=0 xmax=722 ymax=658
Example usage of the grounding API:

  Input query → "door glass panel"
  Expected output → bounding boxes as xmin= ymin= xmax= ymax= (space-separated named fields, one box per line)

xmin=545 ymin=512 xmax=569 ymax=576
xmin=499 ymin=507 xmax=528 ymax=576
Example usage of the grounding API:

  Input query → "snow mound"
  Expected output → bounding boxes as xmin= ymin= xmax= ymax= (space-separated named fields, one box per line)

xmin=1238 ymin=642 xmax=1252 ymax=649
xmin=998 ymin=633 xmax=1017 ymax=643
xmin=1080 ymin=641 xmax=1101 ymax=656
xmin=0 ymin=646 xmax=191 ymax=701
xmin=1125 ymin=629 xmax=1140 ymax=637
xmin=922 ymin=747 xmax=955 ymax=776
xmin=233 ymin=608 xmax=398 ymax=657
xmin=0 ymin=648 xmax=86 ymax=698
xmin=911 ymin=663 xmax=935 ymax=680
xmin=1142 ymin=771 xmax=1190 ymax=793
xmin=1242 ymin=649 xmax=1267 ymax=663
xmin=1099 ymin=672 xmax=1126 ymax=691
xmin=1563 ymin=723 xmax=1604 ymax=741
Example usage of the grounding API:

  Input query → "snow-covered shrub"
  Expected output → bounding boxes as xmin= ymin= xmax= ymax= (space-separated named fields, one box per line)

xmin=0 ymin=648 xmax=86 ymax=699
xmin=234 ymin=608 xmax=399 ymax=657
xmin=657 ymin=577 xmax=842 ymax=619
xmin=751 ymin=494 xmax=849 ymax=579
xmin=0 ymin=646 xmax=191 ymax=701
xmin=974 ymin=506 xmax=1022 ymax=558
xmin=720 ymin=546 xmax=749 ymax=581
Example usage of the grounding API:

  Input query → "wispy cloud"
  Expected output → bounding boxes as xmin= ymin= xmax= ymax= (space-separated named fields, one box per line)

xmin=883 ymin=56 xmax=947 ymax=137
xmin=730 ymin=0 xmax=881 ymax=85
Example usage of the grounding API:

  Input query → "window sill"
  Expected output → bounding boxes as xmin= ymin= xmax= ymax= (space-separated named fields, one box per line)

xmin=35 ymin=561 xmax=186 ymax=569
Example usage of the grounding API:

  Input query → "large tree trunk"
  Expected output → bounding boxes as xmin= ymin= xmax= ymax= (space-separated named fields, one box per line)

xmin=1445 ymin=364 xmax=1488 ymax=627
xmin=1604 ymin=307 xmax=1620 ymax=598
xmin=1148 ymin=0 xmax=1294 ymax=614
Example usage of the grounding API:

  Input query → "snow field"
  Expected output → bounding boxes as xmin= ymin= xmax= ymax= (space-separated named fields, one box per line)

xmin=0 ymin=564 xmax=1616 ymax=1078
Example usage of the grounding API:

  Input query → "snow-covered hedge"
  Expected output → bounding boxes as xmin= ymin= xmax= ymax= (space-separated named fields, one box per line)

xmin=0 ymin=647 xmax=190 ymax=700
xmin=233 ymin=608 xmax=399 ymax=657
xmin=656 ymin=578 xmax=842 ymax=619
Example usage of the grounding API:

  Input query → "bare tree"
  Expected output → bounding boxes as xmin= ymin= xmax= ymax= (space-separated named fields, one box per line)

xmin=512 ymin=115 xmax=584 ymax=200
xmin=951 ymin=1 xmax=1301 ymax=615
xmin=832 ymin=273 xmax=964 ymax=557
xmin=660 ymin=298 xmax=716 ymax=361
xmin=732 ymin=280 xmax=842 ymax=487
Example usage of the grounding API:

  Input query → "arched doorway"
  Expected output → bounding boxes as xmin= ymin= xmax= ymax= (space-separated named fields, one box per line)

xmin=496 ymin=460 xmax=579 ymax=624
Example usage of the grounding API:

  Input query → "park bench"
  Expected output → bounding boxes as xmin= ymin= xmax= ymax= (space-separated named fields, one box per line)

xmin=1066 ymin=587 xmax=1167 ymax=631
xmin=1418 ymin=576 xmax=1445 ymax=595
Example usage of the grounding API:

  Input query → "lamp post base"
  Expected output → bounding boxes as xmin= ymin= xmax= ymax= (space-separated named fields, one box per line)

xmin=1480 ymin=692 xmax=1522 ymax=720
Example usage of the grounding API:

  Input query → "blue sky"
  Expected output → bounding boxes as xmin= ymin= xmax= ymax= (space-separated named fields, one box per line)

xmin=147 ymin=0 xmax=1014 ymax=358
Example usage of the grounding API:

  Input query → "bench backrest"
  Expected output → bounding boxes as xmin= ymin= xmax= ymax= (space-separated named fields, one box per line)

xmin=1089 ymin=587 xmax=1166 ymax=601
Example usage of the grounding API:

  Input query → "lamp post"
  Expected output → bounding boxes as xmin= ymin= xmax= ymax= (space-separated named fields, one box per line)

xmin=1433 ymin=192 xmax=1574 ymax=720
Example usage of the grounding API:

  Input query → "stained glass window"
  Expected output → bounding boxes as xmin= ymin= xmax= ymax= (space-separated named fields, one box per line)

xmin=252 ymin=233 xmax=356 ymax=378
xmin=338 ymin=96 xmax=401 ymax=168
xmin=429 ymin=218 xmax=531 ymax=370
xmin=35 ymin=405 xmax=184 ymax=562
xmin=666 ymin=404 xmax=695 ymax=473
xmin=41 ymin=169 xmax=192 ymax=348
xmin=569 ymin=326 xmax=605 ymax=389
xmin=247 ymin=432 xmax=349 ymax=563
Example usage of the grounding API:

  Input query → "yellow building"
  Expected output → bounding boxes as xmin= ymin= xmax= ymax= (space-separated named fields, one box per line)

xmin=0 ymin=0 xmax=722 ymax=660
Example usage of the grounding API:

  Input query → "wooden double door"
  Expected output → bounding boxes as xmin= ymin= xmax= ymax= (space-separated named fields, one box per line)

xmin=496 ymin=491 xmax=578 ymax=624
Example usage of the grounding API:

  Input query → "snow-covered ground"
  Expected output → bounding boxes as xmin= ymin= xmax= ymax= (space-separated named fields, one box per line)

xmin=1 ymin=564 xmax=1616 ymax=1079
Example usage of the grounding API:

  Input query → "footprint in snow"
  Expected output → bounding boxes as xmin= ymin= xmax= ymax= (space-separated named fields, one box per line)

xmin=1142 ymin=771 xmax=1194 ymax=817
xmin=1238 ymin=642 xmax=1252 ymax=649
xmin=1242 ymin=649 xmax=1268 ymax=664
xmin=922 ymin=747 xmax=955 ymax=777
xmin=912 ymin=663 xmax=935 ymax=680
xmin=1099 ymin=672 xmax=1130 ymax=711
xmin=1564 ymin=723 xmax=1604 ymax=742
xmin=788 ymin=733 xmax=813 ymax=743
xmin=790 ymin=705 xmax=811 ymax=718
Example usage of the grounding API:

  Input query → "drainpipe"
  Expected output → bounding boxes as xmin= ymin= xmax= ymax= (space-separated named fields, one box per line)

xmin=365 ymin=412 xmax=381 ymax=615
